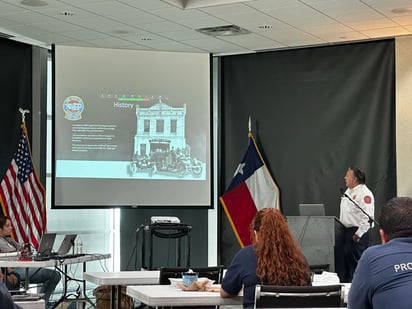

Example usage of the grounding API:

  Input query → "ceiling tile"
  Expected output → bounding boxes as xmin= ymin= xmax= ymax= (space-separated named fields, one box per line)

xmin=0 ymin=0 xmax=410 ymax=54
xmin=222 ymin=33 xmax=286 ymax=51
xmin=361 ymin=26 xmax=411 ymax=38
xmin=346 ymin=18 xmax=400 ymax=31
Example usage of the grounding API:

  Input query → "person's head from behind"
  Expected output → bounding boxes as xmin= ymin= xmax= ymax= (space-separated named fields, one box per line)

xmin=379 ymin=197 xmax=412 ymax=243
xmin=251 ymin=208 xmax=309 ymax=285
xmin=252 ymin=208 xmax=290 ymax=242
xmin=344 ymin=166 xmax=365 ymax=188
xmin=0 ymin=216 xmax=12 ymax=237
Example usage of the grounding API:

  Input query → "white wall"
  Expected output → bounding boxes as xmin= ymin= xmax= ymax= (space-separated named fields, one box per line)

xmin=396 ymin=36 xmax=412 ymax=197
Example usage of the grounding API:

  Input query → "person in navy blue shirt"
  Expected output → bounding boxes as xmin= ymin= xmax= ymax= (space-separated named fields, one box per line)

xmin=348 ymin=196 xmax=412 ymax=309
xmin=0 ymin=272 xmax=22 ymax=309
xmin=220 ymin=208 xmax=311 ymax=308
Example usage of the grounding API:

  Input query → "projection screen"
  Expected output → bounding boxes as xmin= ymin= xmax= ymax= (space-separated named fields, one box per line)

xmin=52 ymin=45 xmax=212 ymax=208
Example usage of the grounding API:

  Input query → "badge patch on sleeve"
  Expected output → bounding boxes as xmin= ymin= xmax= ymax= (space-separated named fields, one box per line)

xmin=364 ymin=196 xmax=372 ymax=204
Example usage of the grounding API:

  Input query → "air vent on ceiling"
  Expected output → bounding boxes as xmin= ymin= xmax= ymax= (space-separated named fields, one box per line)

xmin=0 ymin=32 xmax=14 ymax=39
xmin=196 ymin=25 xmax=250 ymax=36
xmin=161 ymin=0 xmax=256 ymax=10
xmin=20 ymin=0 xmax=48 ymax=7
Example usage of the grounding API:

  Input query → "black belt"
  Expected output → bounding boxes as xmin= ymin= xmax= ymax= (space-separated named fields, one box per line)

xmin=345 ymin=226 xmax=358 ymax=232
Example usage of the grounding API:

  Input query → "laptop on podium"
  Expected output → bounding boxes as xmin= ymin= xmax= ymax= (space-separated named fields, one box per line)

xmin=298 ymin=203 xmax=326 ymax=216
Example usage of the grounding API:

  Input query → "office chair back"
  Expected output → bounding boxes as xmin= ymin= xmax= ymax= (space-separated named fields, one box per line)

xmin=309 ymin=264 xmax=330 ymax=274
xmin=254 ymin=284 xmax=343 ymax=308
xmin=159 ymin=265 xmax=224 ymax=285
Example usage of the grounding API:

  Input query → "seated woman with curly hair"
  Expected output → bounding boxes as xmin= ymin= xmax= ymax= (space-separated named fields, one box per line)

xmin=220 ymin=208 xmax=311 ymax=308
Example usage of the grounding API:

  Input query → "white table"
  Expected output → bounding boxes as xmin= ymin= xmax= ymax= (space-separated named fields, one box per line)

xmin=83 ymin=270 xmax=160 ymax=286
xmin=342 ymin=283 xmax=350 ymax=304
xmin=0 ymin=253 xmax=111 ymax=268
xmin=0 ymin=253 xmax=111 ymax=308
xmin=83 ymin=270 xmax=160 ymax=309
xmin=14 ymin=299 xmax=45 ymax=309
xmin=126 ymin=284 xmax=242 ymax=307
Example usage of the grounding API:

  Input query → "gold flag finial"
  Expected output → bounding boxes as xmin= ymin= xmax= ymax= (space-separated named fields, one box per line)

xmin=19 ymin=108 xmax=30 ymax=123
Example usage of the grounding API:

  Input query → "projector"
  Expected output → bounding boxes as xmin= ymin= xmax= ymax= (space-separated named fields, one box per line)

xmin=151 ymin=216 xmax=181 ymax=224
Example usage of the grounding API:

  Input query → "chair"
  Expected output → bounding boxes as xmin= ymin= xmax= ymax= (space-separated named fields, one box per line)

xmin=254 ymin=284 xmax=344 ymax=308
xmin=158 ymin=265 xmax=224 ymax=285
xmin=309 ymin=264 xmax=330 ymax=274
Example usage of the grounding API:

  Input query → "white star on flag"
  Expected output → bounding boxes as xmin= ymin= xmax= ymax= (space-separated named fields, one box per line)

xmin=234 ymin=163 xmax=245 ymax=176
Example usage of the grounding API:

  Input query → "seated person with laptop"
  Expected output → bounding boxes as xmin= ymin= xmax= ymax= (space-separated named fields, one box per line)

xmin=0 ymin=215 xmax=61 ymax=306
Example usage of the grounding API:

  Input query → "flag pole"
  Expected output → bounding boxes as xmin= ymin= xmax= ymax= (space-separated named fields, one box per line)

xmin=18 ymin=108 xmax=32 ymax=245
xmin=220 ymin=115 xmax=281 ymax=247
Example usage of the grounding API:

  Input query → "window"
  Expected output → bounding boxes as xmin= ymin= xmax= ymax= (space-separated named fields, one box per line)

xmin=170 ymin=119 xmax=177 ymax=134
xmin=156 ymin=119 xmax=164 ymax=133
xmin=144 ymin=119 xmax=150 ymax=133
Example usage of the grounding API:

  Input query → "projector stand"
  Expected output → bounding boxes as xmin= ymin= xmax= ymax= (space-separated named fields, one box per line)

xmin=141 ymin=223 xmax=192 ymax=270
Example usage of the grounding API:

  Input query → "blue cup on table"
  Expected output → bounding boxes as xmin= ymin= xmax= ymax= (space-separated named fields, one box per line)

xmin=182 ymin=272 xmax=198 ymax=287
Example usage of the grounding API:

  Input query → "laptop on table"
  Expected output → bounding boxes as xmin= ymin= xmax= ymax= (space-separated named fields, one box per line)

xmin=33 ymin=233 xmax=84 ymax=260
xmin=50 ymin=234 xmax=86 ymax=259
xmin=33 ymin=233 xmax=56 ymax=260
xmin=53 ymin=234 xmax=77 ymax=257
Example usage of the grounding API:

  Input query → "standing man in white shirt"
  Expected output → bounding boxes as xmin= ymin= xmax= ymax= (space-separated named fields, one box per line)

xmin=339 ymin=166 xmax=375 ymax=282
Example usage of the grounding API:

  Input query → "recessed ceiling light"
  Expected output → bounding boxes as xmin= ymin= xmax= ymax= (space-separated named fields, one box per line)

xmin=161 ymin=0 xmax=255 ymax=10
xmin=21 ymin=0 xmax=48 ymax=6
xmin=391 ymin=7 xmax=412 ymax=14
xmin=113 ymin=30 xmax=129 ymax=35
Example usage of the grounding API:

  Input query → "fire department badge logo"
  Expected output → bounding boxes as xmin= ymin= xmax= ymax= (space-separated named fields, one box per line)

xmin=63 ymin=96 xmax=84 ymax=120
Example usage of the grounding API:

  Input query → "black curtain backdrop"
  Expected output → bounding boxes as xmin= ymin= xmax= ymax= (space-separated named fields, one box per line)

xmin=219 ymin=39 xmax=396 ymax=266
xmin=0 ymin=36 xmax=397 ymax=270
xmin=0 ymin=38 xmax=32 ymax=179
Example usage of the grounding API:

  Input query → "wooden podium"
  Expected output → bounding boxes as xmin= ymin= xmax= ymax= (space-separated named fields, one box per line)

xmin=286 ymin=216 xmax=345 ymax=281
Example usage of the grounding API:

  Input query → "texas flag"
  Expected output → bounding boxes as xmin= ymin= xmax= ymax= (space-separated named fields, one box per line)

xmin=220 ymin=133 xmax=280 ymax=247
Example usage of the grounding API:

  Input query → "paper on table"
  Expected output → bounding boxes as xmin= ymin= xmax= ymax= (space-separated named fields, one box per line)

xmin=176 ymin=279 xmax=212 ymax=291
xmin=169 ymin=277 xmax=214 ymax=287
xmin=312 ymin=271 xmax=340 ymax=286
xmin=205 ymin=284 xmax=221 ymax=292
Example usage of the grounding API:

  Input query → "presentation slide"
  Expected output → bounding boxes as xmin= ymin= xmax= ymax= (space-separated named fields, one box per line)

xmin=52 ymin=45 xmax=211 ymax=207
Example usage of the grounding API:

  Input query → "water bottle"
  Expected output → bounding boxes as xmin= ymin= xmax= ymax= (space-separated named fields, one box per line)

xmin=79 ymin=240 xmax=83 ymax=254
xmin=76 ymin=239 xmax=83 ymax=254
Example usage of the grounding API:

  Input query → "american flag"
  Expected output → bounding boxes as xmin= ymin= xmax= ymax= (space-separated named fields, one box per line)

xmin=0 ymin=124 xmax=46 ymax=249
